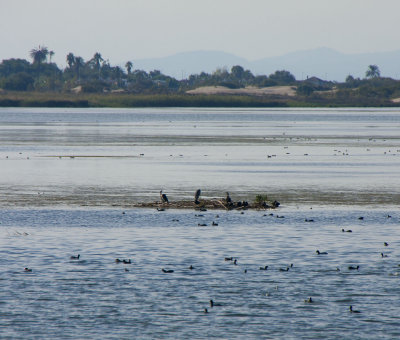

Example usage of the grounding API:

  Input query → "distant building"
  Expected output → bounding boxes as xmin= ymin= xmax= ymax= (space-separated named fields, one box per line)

xmin=304 ymin=76 xmax=327 ymax=87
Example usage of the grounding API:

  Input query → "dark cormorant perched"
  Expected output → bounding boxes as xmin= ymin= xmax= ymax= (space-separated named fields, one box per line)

xmin=194 ymin=189 xmax=201 ymax=204
xmin=160 ymin=190 xmax=169 ymax=203
xmin=226 ymin=192 xmax=232 ymax=205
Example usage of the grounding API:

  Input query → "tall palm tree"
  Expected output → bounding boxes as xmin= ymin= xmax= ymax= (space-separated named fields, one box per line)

xmin=30 ymin=45 xmax=49 ymax=64
xmin=92 ymin=52 xmax=103 ymax=79
xmin=49 ymin=50 xmax=55 ymax=63
xmin=74 ymin=56 xmax=84 ymax=81
xmin=125 ymin=61 xmax=133 ymax=74
xmin=112 ymin=66 xmax=123 ymax=86
xmin=366 ymin=65 xmax=380 ymax=78
xmin=66 ymin=53 xmax=75 ymax=68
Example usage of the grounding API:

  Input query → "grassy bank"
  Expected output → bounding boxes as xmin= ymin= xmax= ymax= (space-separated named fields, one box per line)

xmin=0 ymin=91 xmax=290 ymax=108
xmin=0 ymin=91 xmax=398 ymax=108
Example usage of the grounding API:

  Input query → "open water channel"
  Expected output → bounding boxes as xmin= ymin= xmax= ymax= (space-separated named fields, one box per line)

xmin=0 ymin=107 xmax=399 ymax=339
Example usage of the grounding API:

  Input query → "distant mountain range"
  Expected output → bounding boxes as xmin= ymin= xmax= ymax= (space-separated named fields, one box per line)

xmin=130 ymin=48 xmax=400 ymax=82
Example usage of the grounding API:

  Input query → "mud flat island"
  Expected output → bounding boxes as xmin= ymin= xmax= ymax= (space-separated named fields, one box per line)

xmin=132 ymin=194 xmax=280 ymax=211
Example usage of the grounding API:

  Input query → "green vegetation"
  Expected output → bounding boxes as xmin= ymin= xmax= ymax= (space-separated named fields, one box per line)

xmin=0 ymin=92 xmax=289 ymax=108
xmin=1 ymin=47 xmax=400 ymax=107
xmin=254 ymin=194 xmax=269 ymax=205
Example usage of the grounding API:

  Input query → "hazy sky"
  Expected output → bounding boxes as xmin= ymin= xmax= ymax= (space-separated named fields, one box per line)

xmin=2 ymin=0 xmax=400 ymax=67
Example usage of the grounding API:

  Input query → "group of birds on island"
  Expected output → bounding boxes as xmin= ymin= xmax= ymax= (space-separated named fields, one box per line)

xmin=159 ymin=189 xmax=280 ymax=211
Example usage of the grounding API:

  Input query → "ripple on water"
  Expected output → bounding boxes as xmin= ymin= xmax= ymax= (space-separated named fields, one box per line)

xmin=0 ymin=207 xmax=399 ymax=339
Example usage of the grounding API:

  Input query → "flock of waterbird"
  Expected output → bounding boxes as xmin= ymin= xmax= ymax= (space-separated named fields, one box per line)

xmin=21 ymin=191 xmax=395 ymax=316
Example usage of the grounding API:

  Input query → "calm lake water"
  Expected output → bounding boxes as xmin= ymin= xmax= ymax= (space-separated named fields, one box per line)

xmin=0 ymin=107 xmax=400 ymax=339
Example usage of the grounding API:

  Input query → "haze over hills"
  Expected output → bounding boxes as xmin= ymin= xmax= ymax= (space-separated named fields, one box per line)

xmin=131 ymin=48 xmax=400 ymax=82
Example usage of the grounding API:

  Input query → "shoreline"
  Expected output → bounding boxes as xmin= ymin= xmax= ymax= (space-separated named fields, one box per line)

xmin=0 ymin=91 xmax=399 ymax=108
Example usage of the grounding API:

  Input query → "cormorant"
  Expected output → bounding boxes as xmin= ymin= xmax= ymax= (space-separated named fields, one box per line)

xmin=226 ymin=192 xmax=232 ymax=205
xmin=160 ymin=190 xmax=169 ymax=203
xmin=194 ymin=189 xmax=201 ymax=204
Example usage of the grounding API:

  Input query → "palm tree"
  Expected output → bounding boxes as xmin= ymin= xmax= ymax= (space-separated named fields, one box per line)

xmin=125 ymin=61 xmax=133 ymax=74
xmin=49 ymin=50 xmax=55 ymax=63
xmin=366 ymin=65 xmax=381 ymax=78
xmin=92 ymin=52 xmax=103 ymax=79
xmin=74 ymin=56 xmax=84 ymax=81
xmin=66 ymin=53 xmax=75 ymax=68
xmin=30 ymin=45 xmax=49 ymax=64
xmin=112 ymin=66 xmax=123 ymax=87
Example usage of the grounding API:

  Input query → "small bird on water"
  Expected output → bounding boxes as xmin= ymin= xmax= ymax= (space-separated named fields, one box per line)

xmin=162 ymin=268 xmax=174 ymax=273
xmin=349 ymin=305 xmax=361 ymax=313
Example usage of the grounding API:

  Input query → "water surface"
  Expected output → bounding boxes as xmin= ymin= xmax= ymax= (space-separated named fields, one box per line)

xmin=0 ymin=107 xmax=399 ymax=207
xmin=1 ymin=108 xmax=400 ymax=339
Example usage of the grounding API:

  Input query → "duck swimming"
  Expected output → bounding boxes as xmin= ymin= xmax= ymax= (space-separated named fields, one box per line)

xmin=349 ymin=305 xmax=361 ymax=313
xmin=162 ymin=268 xmax=174 ymax=273
xmin=70 ymin=254 xmax=80 ymax=260
xmin=316 ymin=250 xmax=328 ymax=255
xmin=259 ymin=265 xmax=268 ymax=270
xmin=348 ymin=265 xmax=360 ymax=270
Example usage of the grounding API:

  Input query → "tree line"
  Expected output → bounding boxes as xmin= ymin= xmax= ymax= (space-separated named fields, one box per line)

xmin=0 ymin=45 xmax=299 ymax=93
xmin=1 ymin=46 xmax=400 ymax=105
